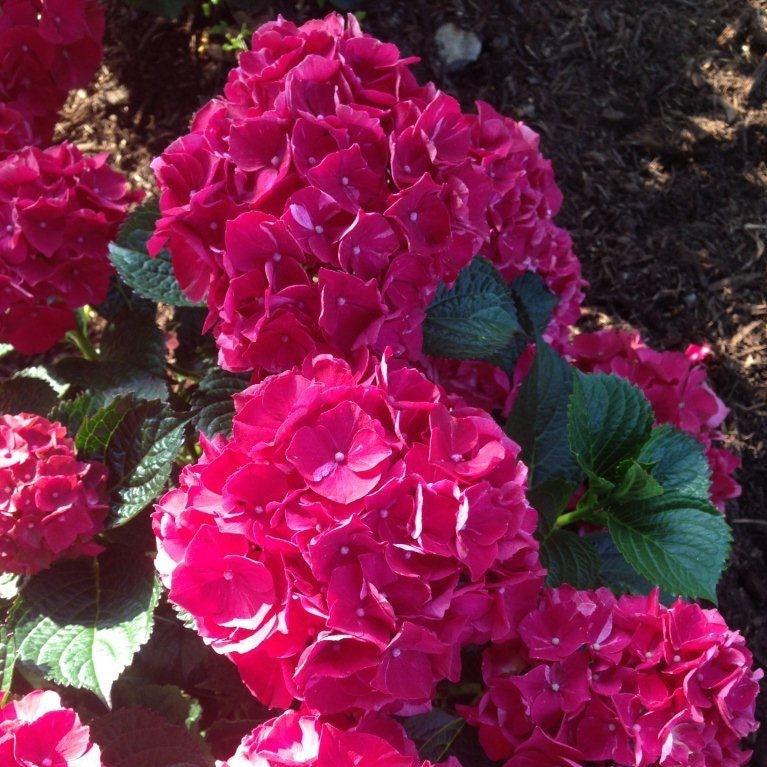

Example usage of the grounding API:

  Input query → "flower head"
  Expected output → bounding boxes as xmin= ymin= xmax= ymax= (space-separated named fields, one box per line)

xmin=153 ymin=353 xmax=542 ymax=713
xmin=0 ymin=142 xmax=141 ymax=354
xmin=221 ymin=710 xmax=460 ymax=767
xmin=465 ymin=587 xmax=762 ymax=767
xmin=0 ymin=412 xmax=109 ymax=575
xmin=150 ymin=13 xmax=583 ymax=385
xmin=0 ymin=690 xmax=101 ymax=767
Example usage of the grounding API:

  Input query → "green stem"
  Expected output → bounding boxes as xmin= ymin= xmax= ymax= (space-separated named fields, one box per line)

xmin=552 ymin=490 xmax=600 ymax=531
xmin=66 ymin=326 xmax=98 ymax=361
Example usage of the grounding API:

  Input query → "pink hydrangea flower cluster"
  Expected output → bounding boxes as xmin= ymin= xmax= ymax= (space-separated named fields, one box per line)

xmin=221 ymin=710 xmax=459 ymax=767
xmin=465 ymin=586 xmax=762 ymax=767
xmin=149 ymin=12 xmax=584 ymax=378
xmin=0 ymin=412 xmax=109 ymax=575
xmin=0 ymin=142 xmax=142 ymax=354
xmin=567 ymin=330 xmax=741 ymax=509
xmin=153 ymin=353 xmax=542 ymax=713
xmin=0 ymin=0 xmax=105 ymax=154
xmin=0 ymin=690 xmax=101 ymax=767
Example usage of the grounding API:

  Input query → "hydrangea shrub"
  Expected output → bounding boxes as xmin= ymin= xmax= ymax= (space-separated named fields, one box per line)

xmin=0 ymin=9 xmax=759 ymax=767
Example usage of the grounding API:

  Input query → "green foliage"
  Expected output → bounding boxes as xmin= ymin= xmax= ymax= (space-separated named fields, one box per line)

xmin=506 ymin=342 xmax=580 ymax=489
xmin=403 ymin=710 xmax=495 ymax=767
xmin=108 ymin=201 xmax=202 ymax=308
xmin=191 ymin=367 xmax=249 ymax=438
xmin=90 ymin=707 xmax=211 ymax=767
xmin=76 ymin=395 xmax=186 ymax=527
xmin=112 ymin=682 xmax=203 ymax=731
xmin=0 ymin=375 xmax=60 ymax=417
xmin=123 ymin=0 xmax=195 ymax=20
xmin=424 ymin=258 xmax=520 ymax=361
xmin=541 ymin=529 xmax=600 ymax=589
xmin=12 ymin=530 xmax=161 ymax=703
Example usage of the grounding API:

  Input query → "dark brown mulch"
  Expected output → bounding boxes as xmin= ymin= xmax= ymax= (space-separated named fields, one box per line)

xmin=57 ymin=0 xmax=767 ymax=756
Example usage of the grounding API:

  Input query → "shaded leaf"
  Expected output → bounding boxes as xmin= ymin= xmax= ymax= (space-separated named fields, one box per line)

xmin=509 ymin=271 xmax=559 ymax=337
xmin=403 ymin=710 xmax=465 ymax=763
xmin=542 ymin=529 xmax=600 ymax=589
xmin=191 ymin=368 xmax=249 ymax=439
xmin=0 ymin=376 xmax=59 ymax=417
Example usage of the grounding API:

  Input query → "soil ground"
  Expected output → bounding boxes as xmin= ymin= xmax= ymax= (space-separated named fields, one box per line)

xmin=56 ymin=0 xmax=767 ymax=758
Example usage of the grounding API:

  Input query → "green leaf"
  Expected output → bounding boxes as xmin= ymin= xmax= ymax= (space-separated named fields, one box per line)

xmin=541 ymin=529 xmax=600 ymax=588
xmin=123 ymin=0 xmax=193 ymax=18
xmin=105 ymin=400 xmax=186 ymax=527
xmin=423 ymin=258 xmax=521 ymax=361
xmin=403 ymin=710 xmax=465 ymax=763
xmin=90 ymin=707 xmax=211 ymax=767
xmin=587 ymin=532 xmax=658 ymax=595
xmin=13 ymin=536 xmax=161 ymax=703
xmin=56 ymin=313 xmax=168 ymax=403
xmin=568 ymin=372 xmax=654 ymax=478
xmin=506 ymin=342 xmax=581 ymax=488
xmin=528 ymin=477 xmax=576 ymax=532
xmin=51 ymin=391 xmax=111 ymax=436
xmin=509 ymin=271 xmax=559 ymax=337
xmin=638 ymin=424 xmax=711 ymax=500
xmin=610 ymin=460 xmax=664 ymax=503
xmin=109 ymin=202 xmax=202 ymax=308
xmin=0 ymin=375 xmax=59 ymax=416
xmin=191 ymin=368 xmax=249 ymax=439
xmin=606 ymin=493 xmax=731 ymax=601
xmin=112 ymin=682 xmax=202 ymax=731
xmin=76 ymin=396 xmax=185 ymax=526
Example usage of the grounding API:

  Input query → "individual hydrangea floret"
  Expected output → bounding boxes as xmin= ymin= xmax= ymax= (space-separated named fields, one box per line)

xmin=465 ymin=586 xmax=762 ymax=767
xmin=0 ymin=142 xmax=141 ymax=354
xmin=568 ymin=329 xmax=740 ymax=509
xmin=149 ymin=13 xmax=584 ymax=381
xmin=0 ymin=689 xmax=101 ymax=767
xmin=153 ymin=353 xmax=542 ymax=713
xmin=221 ymin=710 xmax=459 ymax=767
xmin=0 ymin=0 xmax=105 ymax=147
xmin=0 ymin=412 xmax=109 ymax=575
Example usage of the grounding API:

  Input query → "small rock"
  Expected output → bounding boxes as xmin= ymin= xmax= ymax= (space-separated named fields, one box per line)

xmin=435 ymin=23 xmax=482 ymax=73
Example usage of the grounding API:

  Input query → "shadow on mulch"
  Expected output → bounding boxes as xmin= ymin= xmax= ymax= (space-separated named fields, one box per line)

xmin=56 ymin=0 xmax=767 ymax=756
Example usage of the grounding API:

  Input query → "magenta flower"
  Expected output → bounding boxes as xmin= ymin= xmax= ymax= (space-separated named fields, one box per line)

xmin=0 ymin=690 xmax=101 ymax=767
xmin=149 ymin=13 xmax=584 ymax=386
xmin=220 ymin=710 xmax=460 ymax=767
xmin=153 ymin=353 xmax=542 ymax=713
xmin=0 ymin=1 xmax=105 ymax=148
xmin=0 ymin=142 xmax=141 ymax=354
xmin=0 ymin=413 xmax=109 ymax=575
xmin=567 ymin=329 xmax=741 ymax=509
xmin=464 ymin=587 xmax=762 ymax=767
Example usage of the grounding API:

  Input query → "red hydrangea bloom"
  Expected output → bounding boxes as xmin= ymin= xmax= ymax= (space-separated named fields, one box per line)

xmin=0 ymin=0 xmax=105 ymax=147
xmin=153 ymin=353 xmax=542 ymax=713
xmin=0 ymin=104 xmax=33 ymax=159
xmin=567 ymin=330 xmax=740 ymax=509
xmin=0 ymin=689 xmax=101 ymax=767
xmin=0 ymin=142 xmax=141 ymax=354
xmin=465 ymin=586 xmax=762 ymax=767
xmin=149 ymin=13 xmax=584 ymax=381
xmin=221 ymin=710 xmax=459 ymax=767
xmin=0 ymin=412 xmax=109 ymax=575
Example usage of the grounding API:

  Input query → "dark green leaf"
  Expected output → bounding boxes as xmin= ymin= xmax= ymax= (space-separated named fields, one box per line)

xmin=610 ymin=461 xmax=664 ymax=503
xmin=568 ymin=372 xmax=654 ymax=478
xmin=191 ymin=368 xmax=249 ymax=439
xmin=528 ymin=477 xmax=576 ymax=532
xmin=509 ymin=271 xmax=559 ymax=337
xmin=506 ymin=342 xmax=581 ymax=488
xmin=112 ymin=682 xmax=202 ymax=731
xmin=0 ymin=376 xmax=59 ymax=416
xmin=57 ymin=312 xmax=168 ymax=403
xmin=587 ymin=532 xmax=659 ymax=596
xmin=13 ymin=536 xmax=161 ymax=703
xmin=123 ymin=0 xmax=193 ymax=18
xmin=638 ymin=424 xmax=711 ymax=501
xmin=51 ymin=391 xmax=111 ymax=436
xmin=403 ymin=710 xmax=465 ymax=763
xmin=109 ymin=202 xmax=202 ymax=308
xmin=90 ymin=707 xmax=211 ymax=767
xmin=542 ymin=529 xmax=600 ymax=588
xmin=423 ymin=258 xmax=521 ymax=361
xmin=75 ymin=395 xmax=135 ymax=457
xmin=607 ymin=493 xmax=731 ymax=601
